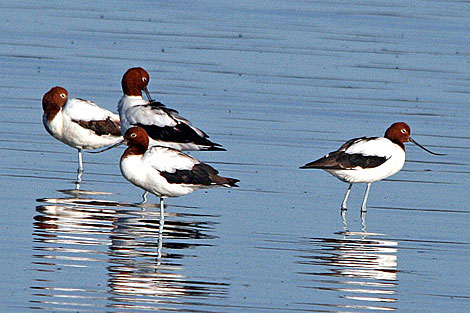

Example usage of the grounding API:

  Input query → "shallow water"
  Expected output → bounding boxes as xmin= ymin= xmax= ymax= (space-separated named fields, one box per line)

xmin=1 ymin=1 xmax=470 ymax=312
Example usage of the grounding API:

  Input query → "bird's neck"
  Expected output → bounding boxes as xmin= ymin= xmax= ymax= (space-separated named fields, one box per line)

xmin=389 ymin=138 xmax=406 ymax=151
xmin=122 ymin=85 xmax=142 ymax=97
xmin=43 ymin=103 xmax=61 ymax=121
xmin=122 ymin=145 xmax=147 ymax=159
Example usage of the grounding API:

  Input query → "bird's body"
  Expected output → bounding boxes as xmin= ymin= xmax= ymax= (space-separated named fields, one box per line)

xmin=117 ymin=67 xmax=224 ymax=151
xmin=121 ymin=145 xmax=234 ymax=198
xmin=309 ymin=136 xmax=406 ymax=184
xmin=300 ymin=122 xmax=442 ymax=212
xmin=42 ymin=86 xmax=122 ymax=187
xmin=43 ymin=92 xmax=122 ymax=150
xmin=119 ymin=127 xmax=238 ymax=219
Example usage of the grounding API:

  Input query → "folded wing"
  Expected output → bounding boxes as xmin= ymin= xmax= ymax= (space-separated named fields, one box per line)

xmin=301 ymin=137 xmax=391 ymax=170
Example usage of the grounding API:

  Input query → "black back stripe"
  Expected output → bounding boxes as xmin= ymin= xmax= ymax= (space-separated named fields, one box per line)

xmin=161 ymin=163 xmax=218 ymax=185
xmin=76 ymin=117 xmax=121 ymax=136
xmin=160 ymin=163 xmax=239 ymax=186
xmin=136 ymin=123 xmax=224 ymax=149
xmin=338 ymin=136 xmax=379 ymax=151
xmin=301 ymin=151 xmax=387 ymax=170
xmin=337 ymin=152 xmax=388 ymax=169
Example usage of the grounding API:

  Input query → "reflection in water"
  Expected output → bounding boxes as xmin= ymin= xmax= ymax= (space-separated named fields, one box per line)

xmin=297 ymin=213 xmax=398 ymax=312
xmin=31 ymin=193 xmax=228 ymax=311
xmin=107 ymin=209 xmax=228 ymax=310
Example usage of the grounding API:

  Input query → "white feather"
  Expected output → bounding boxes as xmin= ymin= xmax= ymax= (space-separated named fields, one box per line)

xmin=118 ymin=96 xmax=176 ymax=131
xmin=117 ymin=95 xmax=211 ymax=150
xmin=44 ymin=98 xmax=121 ymax=150
xmin=64 ymin=98 xmax=118 ymax=122
xmin=120 ymin=152 xmax=201 ymax=198
xmin=344 ymin=137 xmax=395 ymax=158
xmin=327 ymin=138 xmax=406 ymax=183
xmin=143 ymin=146 xmax=199 ymax=173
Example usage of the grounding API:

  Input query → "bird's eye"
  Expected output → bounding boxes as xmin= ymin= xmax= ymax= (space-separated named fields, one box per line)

xmin=60 ymin=93 xmax=66 ymax=99
xmin=130 ymin=133 xmax=137 ymax=138
xmin=142 ymin=77 xmax=147 ymax=82
xmin=401 ymin=129 xmax=407 ymax=133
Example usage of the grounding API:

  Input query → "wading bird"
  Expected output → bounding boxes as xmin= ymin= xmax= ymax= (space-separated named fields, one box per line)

xmin=42 ymin=86 xmax=122 ymax=188
xmin=117 ymin=67 xmax=225 ymax=202
xmin=300 ymin=122 xmax=444 ymax=212
xmin=117 ymin=127 xmax=238 ymax=220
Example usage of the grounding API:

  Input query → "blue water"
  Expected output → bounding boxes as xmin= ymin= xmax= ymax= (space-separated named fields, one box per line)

xmin=1 ymin=1 xmax=469 ymax=312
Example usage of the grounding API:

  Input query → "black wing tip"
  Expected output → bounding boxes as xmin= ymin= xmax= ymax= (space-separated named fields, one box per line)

xmin=226 ymin=178 xmax=240 ymax=187
xmin=204 ymin=146 xmax=226 ymax=151
xmin=197 ymin=138 xmax=225 ymax=151
xmin=299 ymin=162 xmax=321 ymax=169
xmin=300 ymin=159 xmax=348 ymax=170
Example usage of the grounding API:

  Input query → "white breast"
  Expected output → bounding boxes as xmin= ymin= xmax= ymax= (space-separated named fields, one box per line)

xmin=44 ymin=102 xmax=121 ymax=150
xmin=120 ymin=154 xmax=197 ymax=198
xmin=328 ymin=139 xmax=406 ymax=183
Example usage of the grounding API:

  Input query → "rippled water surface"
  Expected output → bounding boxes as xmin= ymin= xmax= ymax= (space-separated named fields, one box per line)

xmin=1 ymin=1 xmax=470 ymax=312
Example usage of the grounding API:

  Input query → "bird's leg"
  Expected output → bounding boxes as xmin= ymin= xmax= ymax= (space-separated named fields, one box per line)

xmin=361 ymin=183 xmax=372 ymax=212
xmin=157 ymin=209 xmax=164 ymax=267
xmin=341 ymin=184 xmax=353 ymax=210
xmin=75 ymin=148 xmax=83 ymax=190
xmin=159 ymin=197 xmax=165 ymax=223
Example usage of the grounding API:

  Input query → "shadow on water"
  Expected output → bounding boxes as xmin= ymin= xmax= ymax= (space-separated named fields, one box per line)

xmin=31 ymin=190 xmax=228 ymax=312
xmin=294 ymin=212 xmax=398 ymax=312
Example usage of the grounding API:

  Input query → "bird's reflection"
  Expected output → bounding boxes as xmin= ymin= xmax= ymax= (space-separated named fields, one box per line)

xmin=107 ymin=208 xmax=228 ymax=306
xmin=297 ymin=212 xmax=398 ymax=311
xmin=31 ymin=191 xmax=228 ymax=311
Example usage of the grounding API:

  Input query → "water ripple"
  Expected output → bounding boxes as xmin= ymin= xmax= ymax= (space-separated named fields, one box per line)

xmin=31 ymin=192 xmax=228 ymax=311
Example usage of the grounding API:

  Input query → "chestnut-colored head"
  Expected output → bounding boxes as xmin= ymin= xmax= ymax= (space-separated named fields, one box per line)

xmin=384 ymin=122 xmax=445 ymax=156
xmin=42 ymin=86 xmax=68 ymax=110
xmin=384 ymin=122 xmax=411 ymax=145
xmin=121 ymin=67 xmax=150 ymax=97
xmin=42 ymin=86 xmax=69 ymax=119
xmin=124 ymin=126 xmax=149 ymax=149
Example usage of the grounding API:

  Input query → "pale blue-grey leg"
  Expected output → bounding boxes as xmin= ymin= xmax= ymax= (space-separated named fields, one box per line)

xmin=157 ymin=210 xmax=164 ymax=267
xmin=361 ymin=183 xmax=372 ymax=212
xmin=160 ymin=197 xmax=165 ymax=222
xmin=341 ymin=184 xmax=353 ymax=210
xmin=75 ymin=148 xmax=83 ymax=190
